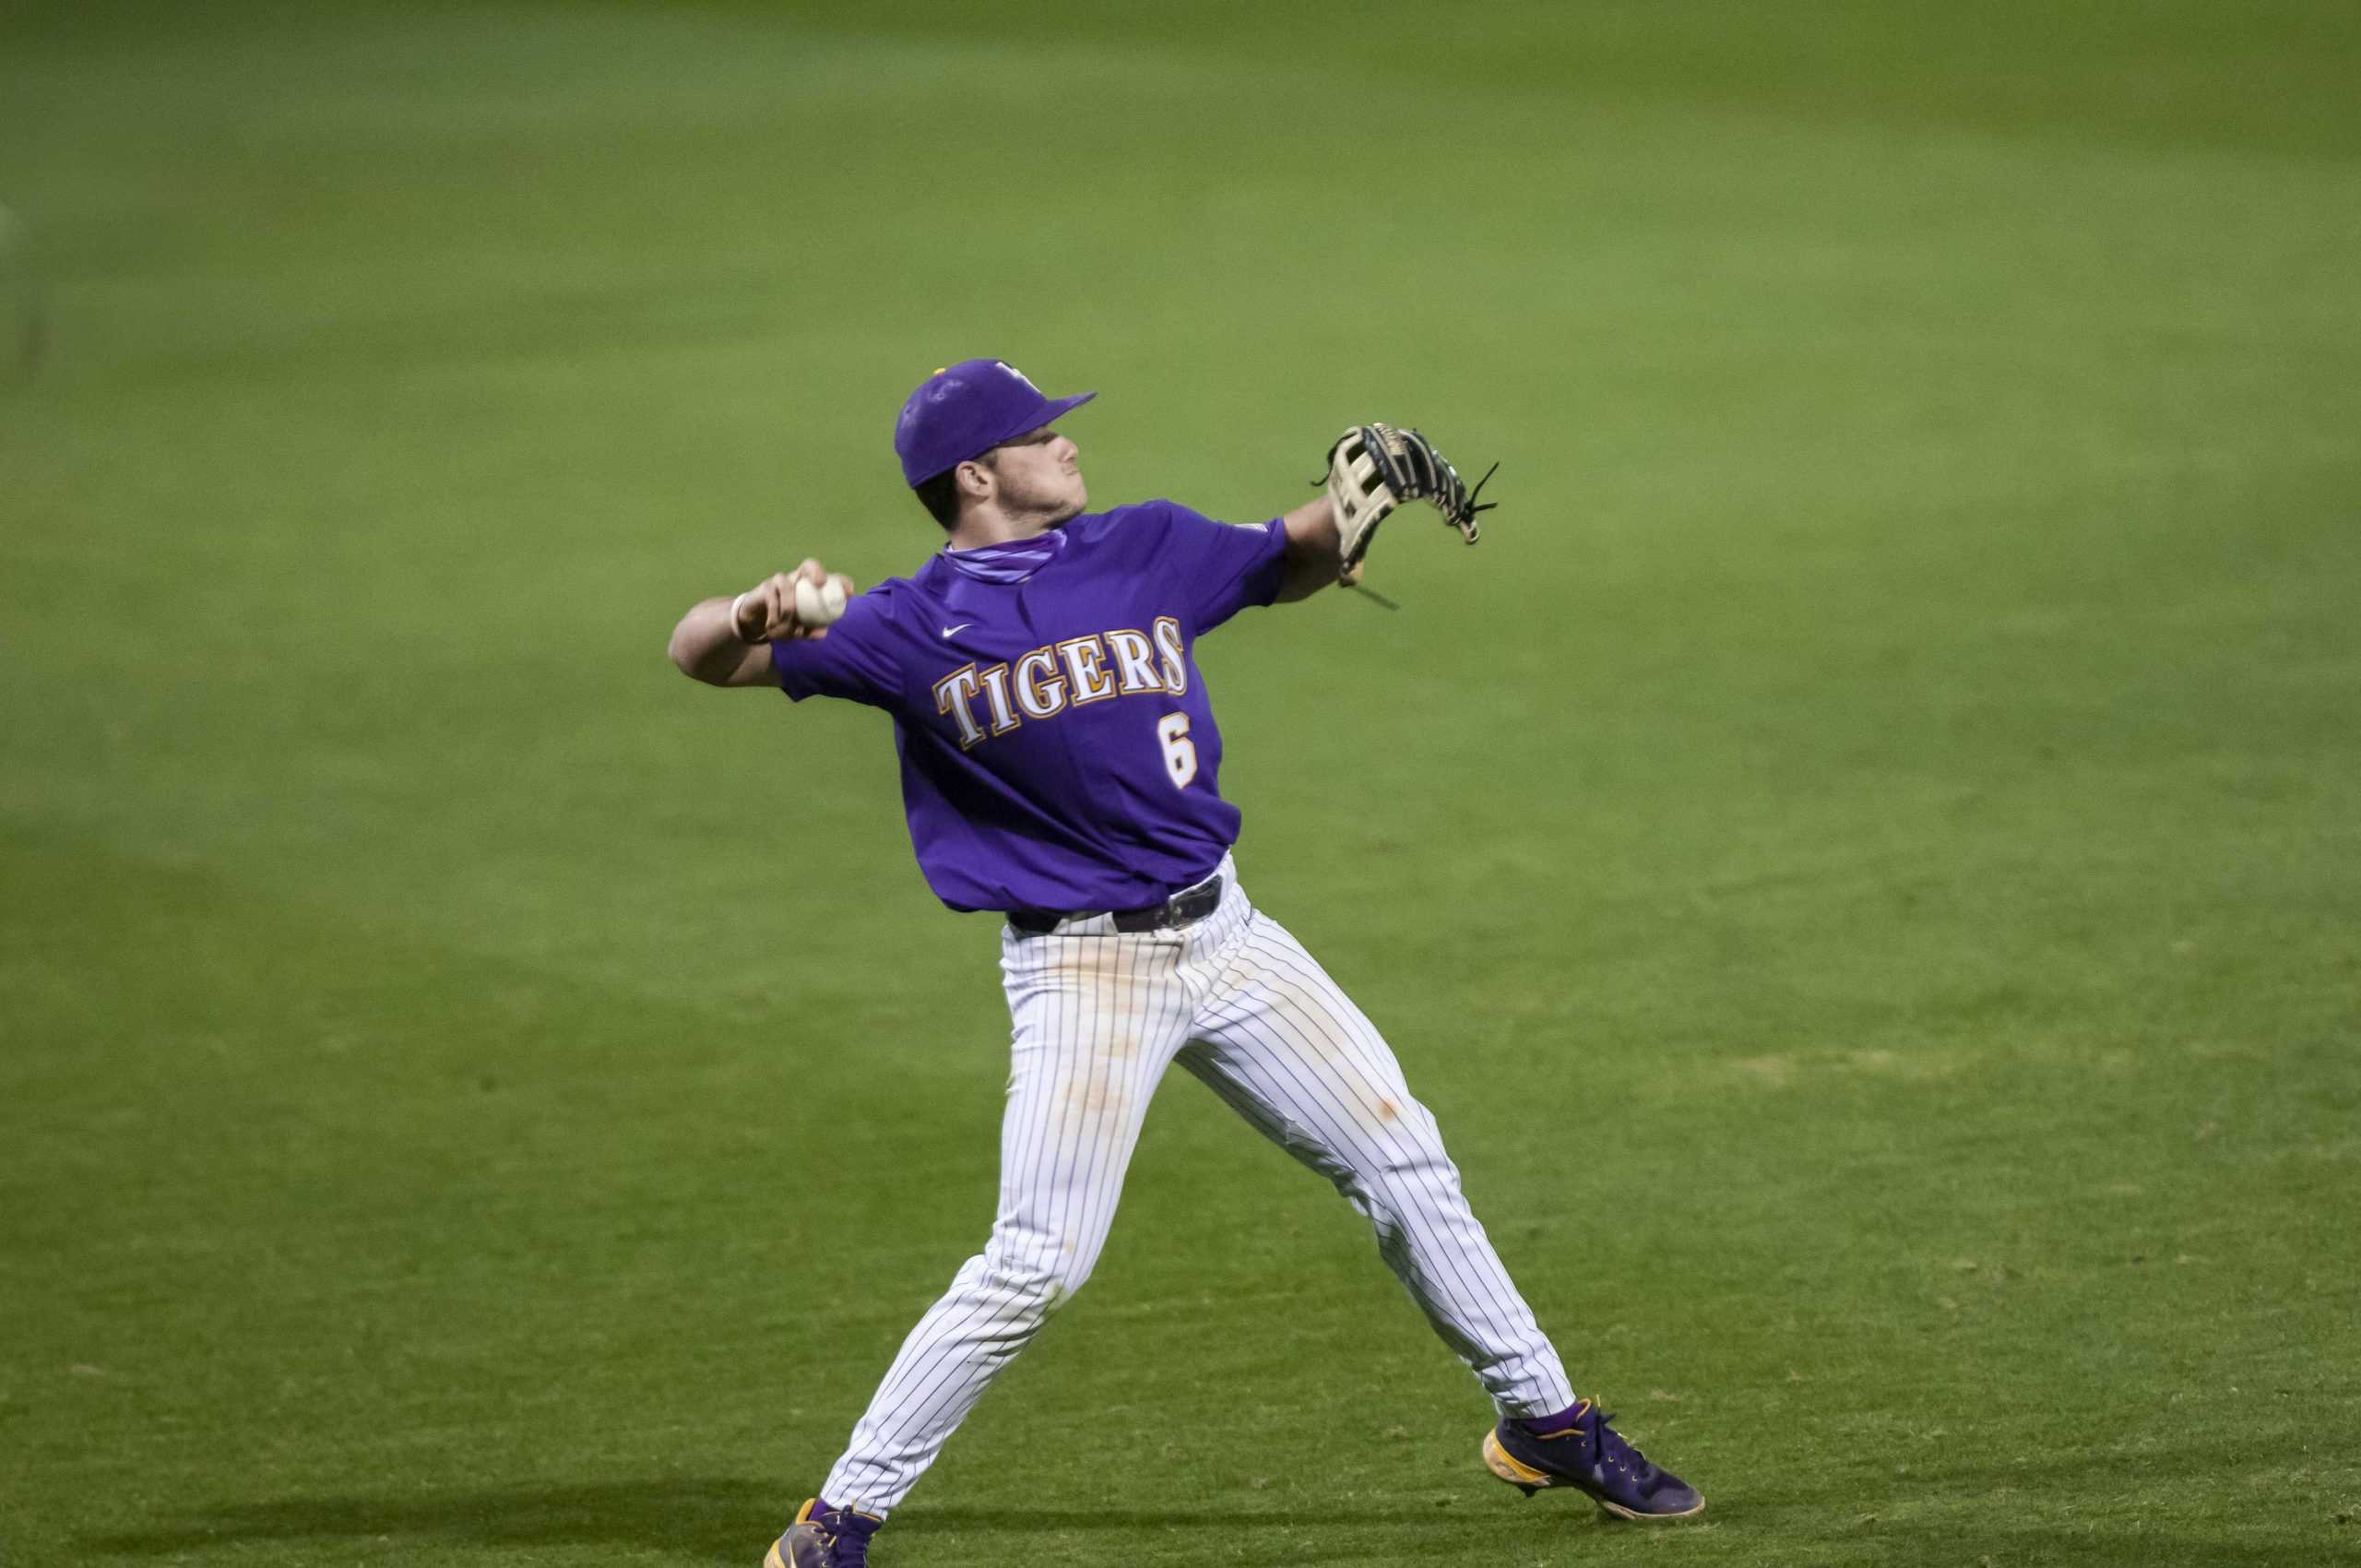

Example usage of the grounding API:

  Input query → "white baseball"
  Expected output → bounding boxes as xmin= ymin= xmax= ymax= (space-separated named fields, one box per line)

xmin=795 ymin=576 xmax=848 ymax=627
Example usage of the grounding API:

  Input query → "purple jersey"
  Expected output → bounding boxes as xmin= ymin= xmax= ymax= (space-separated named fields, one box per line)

xmin=770 ymin=499 xmax=1288 ymax=913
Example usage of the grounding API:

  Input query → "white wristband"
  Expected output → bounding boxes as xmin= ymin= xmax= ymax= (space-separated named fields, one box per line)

xmin=729 ymin=591 xmax=762 ymax=644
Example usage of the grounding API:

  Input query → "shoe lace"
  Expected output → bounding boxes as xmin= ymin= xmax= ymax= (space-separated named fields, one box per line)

xmin=1591 ymin=1408 xmax=1664 ymax=1482
xmin=812 ymin=1511 xmax=877 ymax=1568
xmin=1543 ymin=1398 xmax=1660 ymax=1484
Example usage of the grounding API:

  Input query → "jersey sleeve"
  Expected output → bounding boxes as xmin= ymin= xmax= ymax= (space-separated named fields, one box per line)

xmin=1144 ymin=500 xmax=1289 ymax=633
xmin=767 ymin=590 xmax=902 ymax=707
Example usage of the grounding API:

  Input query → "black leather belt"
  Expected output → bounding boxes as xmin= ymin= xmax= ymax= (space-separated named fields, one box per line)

xmin=1007 ymin=869 xmax=1225 ymax=936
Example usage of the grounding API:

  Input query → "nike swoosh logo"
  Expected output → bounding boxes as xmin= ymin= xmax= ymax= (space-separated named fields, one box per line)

xmin=942 ymin=624 xmax=972 ymax=638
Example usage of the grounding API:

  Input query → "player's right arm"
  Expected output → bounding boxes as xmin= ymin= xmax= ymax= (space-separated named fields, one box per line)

xmin=667 ymin=597 xmax=777 ymax=686
xmin=667 ymin=559 xmax=838 ymax=687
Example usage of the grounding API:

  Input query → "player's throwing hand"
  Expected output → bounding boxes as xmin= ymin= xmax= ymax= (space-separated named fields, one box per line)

xmin=732 ymin=560 xmax=855 ymax=642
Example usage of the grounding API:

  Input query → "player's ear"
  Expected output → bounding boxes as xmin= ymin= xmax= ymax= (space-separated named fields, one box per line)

xmin=955 ymin=458 xmax=994 ymax=502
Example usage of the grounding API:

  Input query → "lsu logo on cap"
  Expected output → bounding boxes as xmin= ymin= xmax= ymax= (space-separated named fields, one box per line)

xmin=928 ymin=362 xmax=1038 ymax=392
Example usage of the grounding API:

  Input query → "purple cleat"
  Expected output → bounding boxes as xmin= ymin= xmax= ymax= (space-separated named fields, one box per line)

xmin=764 ymin=1497 xmax=883 ymax=1568
xmin=1481 ymin=1397 xmax=1705 ymax=1520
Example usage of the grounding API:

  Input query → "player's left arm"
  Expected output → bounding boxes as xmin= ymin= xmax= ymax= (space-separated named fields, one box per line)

xmin=1273 ymin=494 xmax=1349 ymax=603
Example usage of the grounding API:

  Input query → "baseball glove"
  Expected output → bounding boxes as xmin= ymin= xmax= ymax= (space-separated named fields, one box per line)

xmin=1319 ymin=422 xmax=1496 ymax=578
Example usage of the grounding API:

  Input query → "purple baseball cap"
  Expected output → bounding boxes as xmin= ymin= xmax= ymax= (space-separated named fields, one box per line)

xmin=895 ymin=359 xmax=1096 ymax=487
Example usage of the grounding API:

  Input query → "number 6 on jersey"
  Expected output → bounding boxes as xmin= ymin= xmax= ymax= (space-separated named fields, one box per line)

xmin=1156 ymin=712 xmax=1197 ymax=789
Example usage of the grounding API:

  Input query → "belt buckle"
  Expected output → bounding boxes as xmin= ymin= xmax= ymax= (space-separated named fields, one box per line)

xmin=1166 ymin=872 xmax=1222 ymax=928
xmin=1030 ymin=870 xmax=1223 ymax=936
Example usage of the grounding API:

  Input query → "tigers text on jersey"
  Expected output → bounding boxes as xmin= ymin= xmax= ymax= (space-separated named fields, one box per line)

xmin=769 ymin=499 xmax=1287 ymax=914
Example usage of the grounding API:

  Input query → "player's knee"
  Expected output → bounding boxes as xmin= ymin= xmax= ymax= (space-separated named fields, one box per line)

xmin=1350 ymin=1149 xmax=1462 ymax=1225
xmin=979 ymin=1240 xmax=1095 ymax=1316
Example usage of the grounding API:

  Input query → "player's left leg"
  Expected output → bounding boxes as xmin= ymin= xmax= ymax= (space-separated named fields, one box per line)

xmin=1175 ymin=897 xmax=1573 ymax=1418
xmin=1176 ymin=884 xmax=1703 ymax=1517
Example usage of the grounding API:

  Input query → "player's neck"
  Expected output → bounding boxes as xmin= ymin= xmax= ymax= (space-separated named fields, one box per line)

xmin=945 ymin=507 xmax=1062 ymax=553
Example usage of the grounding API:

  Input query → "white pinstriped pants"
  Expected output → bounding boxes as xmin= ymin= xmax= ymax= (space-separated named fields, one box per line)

xmin=820 ymin=858 xmax=1573 ymax=1515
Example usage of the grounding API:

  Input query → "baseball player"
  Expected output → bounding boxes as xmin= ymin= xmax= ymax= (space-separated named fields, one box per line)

xmin=666 ymin=360 xmax=1703 ymax=1568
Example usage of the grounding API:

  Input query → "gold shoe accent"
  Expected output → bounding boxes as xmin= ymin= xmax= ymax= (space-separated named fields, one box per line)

xmin=765 ymin=1497 xmax=820 ymax=1568
xmin=1481 ymin=1430 xmax=1555 ymax=1495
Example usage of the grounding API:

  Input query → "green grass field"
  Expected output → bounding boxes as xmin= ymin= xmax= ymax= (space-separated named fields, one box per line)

xmin=5 ymin=3 xmax=2358 ymax=1564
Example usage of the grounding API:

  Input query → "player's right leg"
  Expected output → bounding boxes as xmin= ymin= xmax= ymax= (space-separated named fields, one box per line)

xmin=810 ymin=918 xmax=1195 ymax=1523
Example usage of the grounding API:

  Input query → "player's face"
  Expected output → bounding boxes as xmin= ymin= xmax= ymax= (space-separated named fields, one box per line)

xmin=984 ymin=426 xmax=1087 ymax=527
